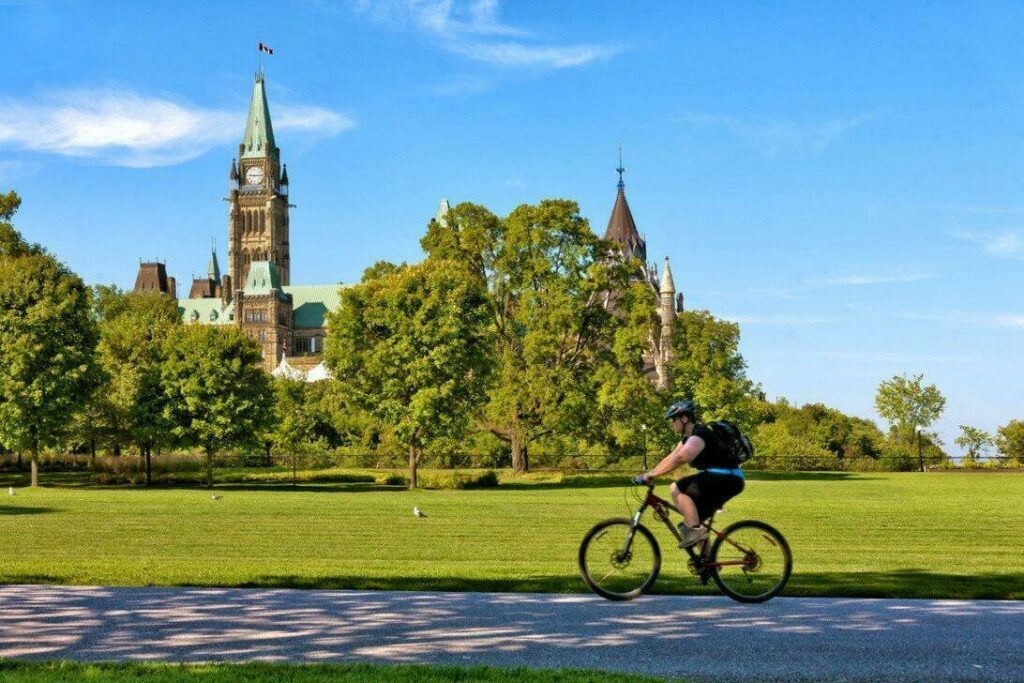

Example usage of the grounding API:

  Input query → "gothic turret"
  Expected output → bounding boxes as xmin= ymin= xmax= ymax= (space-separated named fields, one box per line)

xmin=241 ymin=73 xmax=277 ymax=162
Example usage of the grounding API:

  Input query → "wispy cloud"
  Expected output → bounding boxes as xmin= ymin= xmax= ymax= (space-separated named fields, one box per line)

xmin=817 ymin=351 xmax=982 ymax=364
xmin=896 ymin=310 xmax=1024 ymax=329
xmin=806 ymin=273 xmax=936 ymax=287
xmin=0 ymin=89 xmax=354 ymax=168
xmin=348 ymin=0 xmax=620 ymax=69
xmin=677 ymin=112 xmax=875 ymax=156
xmin=721 ymin=314 xmax=839 ymax=326
xmin=949 ymin=229 xmax=1024 ymax=258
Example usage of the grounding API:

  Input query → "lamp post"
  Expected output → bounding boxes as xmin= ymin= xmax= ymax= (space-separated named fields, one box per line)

xmin=915 ymin=425 xmax=925 ymax=472
xmin=640 ymin=424 xmax=649 ymax=470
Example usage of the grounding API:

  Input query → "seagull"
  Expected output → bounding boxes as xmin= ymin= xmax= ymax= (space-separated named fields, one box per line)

xmin=211 ymin=494 xmax=222 ymax=501
xmin=413 ymin=506 xmax=426 ymax=518
xmin=7 ymin=486 xmax=13 ymax=496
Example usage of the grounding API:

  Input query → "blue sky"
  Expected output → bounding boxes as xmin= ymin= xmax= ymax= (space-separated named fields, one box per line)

xmin=3 ymin=1 xmax=1023 ymax=453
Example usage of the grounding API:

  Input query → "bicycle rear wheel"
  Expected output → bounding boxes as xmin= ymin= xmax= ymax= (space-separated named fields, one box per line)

xmin=578 ymin=518 xmax=661 ymax=601
xmin=710 ymin=520 xmax=791 ymax=603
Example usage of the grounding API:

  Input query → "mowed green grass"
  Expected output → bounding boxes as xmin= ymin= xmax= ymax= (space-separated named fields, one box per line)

xmin=0 ymin=662 xmax=675 ymax=683
xmin=0 ymin=471 xmax=1021 ymax=599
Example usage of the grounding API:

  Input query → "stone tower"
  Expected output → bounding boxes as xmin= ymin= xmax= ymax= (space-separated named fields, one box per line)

xmin=227 ymin=71 xmax=291 ymax=294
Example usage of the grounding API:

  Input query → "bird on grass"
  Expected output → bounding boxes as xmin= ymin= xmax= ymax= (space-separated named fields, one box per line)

xmin=7 ymin=486 xmax=14 ymax=496
xmin=413 ymin=506 xmax=426 ymax=518
xmin=211 ymin=494 xmax=223 ymax=501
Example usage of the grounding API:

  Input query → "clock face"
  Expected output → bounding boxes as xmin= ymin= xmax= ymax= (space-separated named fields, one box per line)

xmin=245 ymin=166 xmax=265 ymax=185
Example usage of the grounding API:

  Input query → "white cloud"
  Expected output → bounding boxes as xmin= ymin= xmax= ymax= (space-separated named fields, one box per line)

xmin=348 ymin=0 xmax=619 ymax=69
xmin=994 ymin=314 xmax=1024 ymax=328
xmin=950 ymin=229 xmax=1024 ymax=258
xmin=817 ymin=351 xmax=982 ymax=364
xmin=677 ymin=112 xmax=875 ymax=156
xmin=0 ymin=89 xmax=354 ymax=168
xmin=807 ymin=273 xmax=935 ymax=287
xmin=721 ymin=314 xmax=839 ymax=326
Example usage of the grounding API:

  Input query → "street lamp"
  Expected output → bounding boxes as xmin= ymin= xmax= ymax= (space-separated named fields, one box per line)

xmin=915 ymin=425 xmax=925 ymax=472
xmin=640 ymin=424 xmax=649 ymax=470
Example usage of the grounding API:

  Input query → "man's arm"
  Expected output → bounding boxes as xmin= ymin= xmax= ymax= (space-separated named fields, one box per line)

xmin=643 ymin=436 xmax=705 ymax=481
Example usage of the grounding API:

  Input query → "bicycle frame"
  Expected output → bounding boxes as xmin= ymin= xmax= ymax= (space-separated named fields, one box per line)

xmin=626 ymin=484 xmax=754 ymax=571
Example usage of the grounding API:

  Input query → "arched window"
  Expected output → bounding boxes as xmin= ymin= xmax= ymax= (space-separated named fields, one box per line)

xmin=259 ymin=211 xmax=265 ymax=233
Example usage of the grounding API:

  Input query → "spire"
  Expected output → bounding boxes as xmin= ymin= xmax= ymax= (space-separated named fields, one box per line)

xmin=660 ymin=256 xmax=675 ymax=294
xmin=436 ymin=198 xmax=451 ymax=227
xmin=229 ymin=158 xmax=238 ymax=180
xmin=280 ymin=164 xmax=289 ymax=185
xmin=208 ymin=240 xmax=221 ymax=283
xmin=603 ymin=154 xmax=646 ymax=262
xmin=241 ymin=73 xmax=276 ymax=159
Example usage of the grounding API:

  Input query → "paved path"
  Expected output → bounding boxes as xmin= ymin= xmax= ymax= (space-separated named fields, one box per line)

xmin=0 ymin=585 xmax=1021 ymax=681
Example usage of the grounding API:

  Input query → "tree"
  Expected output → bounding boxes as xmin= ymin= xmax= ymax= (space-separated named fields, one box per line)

xmin=874 ymin=373 xmax=946 ymax=442
xmin=422 ymin=200 xmax=636 ymax=471
xmin=161 ymin=325 xmax=273 ymax=487
xmin=0 ymin=194 xmax=100 ymax=486
xmin=954 ymin=424 xmax=993 ymax=462
xmin=995 ymin=420 xmax=1024 ymax=462
xmin=669 ymin=309 xmax=759 ymax=430
xmin=271 ymin=378 xmax=326 ymax=484
xmin=326 ymin=258 xmax=492 ymax=488
xmin=96 ymin=289 xmax=181 ymax=483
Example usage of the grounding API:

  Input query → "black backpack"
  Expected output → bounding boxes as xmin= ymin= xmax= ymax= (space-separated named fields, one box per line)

xmin=707 ymin=420 xmax=754 ymax=466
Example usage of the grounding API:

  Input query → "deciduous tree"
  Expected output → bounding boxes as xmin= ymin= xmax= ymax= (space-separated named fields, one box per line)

xmin=995 ymin=419 xmax=1024 ymax=461
xmin=874 ymin=373 xmax=946 ymax=443
xmin=0 ymin=193 xmax=100 ymax=485
xmin=161 ymin=325 xmax=273 ymax=487
xmin=955 ymin=424 xmax=993 ymax=461
xmin=326 ymin=258 xmax=492 ymax=487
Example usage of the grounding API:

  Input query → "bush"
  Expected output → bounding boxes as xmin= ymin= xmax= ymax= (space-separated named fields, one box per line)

xmin=748 ymin=422 xmax=838 ymax=471
xmin=455 ymin=470 xmax=499 ymax=489
xmin=380 ymin=473 xmax=408 ymax=486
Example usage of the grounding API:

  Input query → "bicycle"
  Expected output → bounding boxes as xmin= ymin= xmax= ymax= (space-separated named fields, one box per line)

xmin=578 ymin=479 xmax=792 ymax=603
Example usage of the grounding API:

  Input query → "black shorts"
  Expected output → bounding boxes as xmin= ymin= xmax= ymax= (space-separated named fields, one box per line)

xmin=674 ymin=471 xmax=745 ymax=521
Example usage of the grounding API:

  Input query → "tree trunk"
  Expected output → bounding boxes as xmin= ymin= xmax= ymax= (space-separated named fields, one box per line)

xmin=144 ymin=445 xmax=152 ymax=486
xmin=89 ymin=439 xmax=96 ymax=470
xmin=408 ymin=442 xmax=419 ymax=489
xmin=16 ymin=451 xmax=22 ymax=471
xmin=30 ymin=440 xmax=39 ymax=488
xmin=265 ymin=441 xmax=272 ymax=467
xmin=511 ymin=435 xmax=529 ymax=473
xmin=205 ymin=448 xmax=214 ymax=489
xmin=292 ymin=454 xmax=297 ymax=487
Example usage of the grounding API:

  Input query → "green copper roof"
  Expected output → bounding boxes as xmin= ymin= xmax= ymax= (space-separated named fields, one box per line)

xmin=241 ymin=74 xmax=276 ymax=160
xmin=244 ymin=260 xmax=290 ymax=301
xmin=207 ymin=247 xmax=220 ymax=282
xmin=283 ymin=284 xmax=346 ymax=329
xmin=178 ymin=298 xmax=234 ymax=325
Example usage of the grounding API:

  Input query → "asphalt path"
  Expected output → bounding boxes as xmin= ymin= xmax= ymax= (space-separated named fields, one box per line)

xmin=0 ymin=585 xmax=1020 ymax=681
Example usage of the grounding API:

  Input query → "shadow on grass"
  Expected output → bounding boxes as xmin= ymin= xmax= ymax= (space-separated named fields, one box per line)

xmin=0 ymin=505 xmax=57 ymax=516
xmin=235 ymin=569 xmax=1024 ymax=601
xmin=742 ymin=471 xmax=870 ymax=482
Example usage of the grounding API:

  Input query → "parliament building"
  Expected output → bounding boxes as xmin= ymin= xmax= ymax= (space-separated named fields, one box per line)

xmin=133 ymin=71 xmax=683 ymax=385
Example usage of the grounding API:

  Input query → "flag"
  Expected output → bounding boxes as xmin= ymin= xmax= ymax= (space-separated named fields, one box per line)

xmin=258 ymin=42 xmax=274 ymax=55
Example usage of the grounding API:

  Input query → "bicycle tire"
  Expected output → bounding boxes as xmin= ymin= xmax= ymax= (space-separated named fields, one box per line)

xmin=578 ymin=518 xmax=661 ymax=601
xmin=709 ymin=520 xmax=792 ymax=603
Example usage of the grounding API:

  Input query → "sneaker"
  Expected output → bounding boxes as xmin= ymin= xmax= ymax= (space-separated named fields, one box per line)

xmin=677 ymin=522 xmax=708 ymax=548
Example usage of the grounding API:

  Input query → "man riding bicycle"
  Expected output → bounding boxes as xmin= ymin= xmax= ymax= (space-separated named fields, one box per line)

xmin=637 ymin=400 xmax=745 ymax=548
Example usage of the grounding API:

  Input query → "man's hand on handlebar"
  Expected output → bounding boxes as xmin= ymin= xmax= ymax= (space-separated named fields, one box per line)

xmin=633 ymin=474 xmax=651 ymax=486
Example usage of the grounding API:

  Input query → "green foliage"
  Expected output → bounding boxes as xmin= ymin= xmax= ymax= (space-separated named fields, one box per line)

xmin=995 ymin=419 xmax=1024 ymax=461
xmin=423 ymin=200 xmax=645 ymax=471
xmin=325 ymin=257 xmax=493 ymax=487
xmin=0 ymin=196 xmax=100 ymax=485
xmin=874 ymin=373 xmax=946 ymax=442
xmin=668 ymin=309 xmax=759 ymax=431
xmin=271 ymin=378 xmax=334 ymax=481
xmin=954 ymin=424 xmax=993 ymax=460
xmin=750 ymin=422 xmax=837 ymax=471
xmin=94 ymin=289 xmax=182 ymax=476
xmin=160 ymin=325 xmax=274 ymax=486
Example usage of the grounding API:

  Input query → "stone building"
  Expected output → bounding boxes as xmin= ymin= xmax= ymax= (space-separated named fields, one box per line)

xmin=133 ymin=71 xmax=338 ymax=376
xmin=601 ymin=163 xmax=683 ymax=390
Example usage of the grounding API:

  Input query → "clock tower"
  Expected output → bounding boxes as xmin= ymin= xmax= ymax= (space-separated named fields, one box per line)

xmin=227 ymin=71 xmax=291 ymax=293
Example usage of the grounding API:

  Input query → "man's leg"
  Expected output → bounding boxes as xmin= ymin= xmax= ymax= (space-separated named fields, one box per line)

xmin=669 ymin=481 xmax=700 ymax=527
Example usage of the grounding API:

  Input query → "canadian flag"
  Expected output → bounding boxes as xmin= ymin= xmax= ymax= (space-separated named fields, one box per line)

xmin=258 ymin=42 xmax=274 ymax=55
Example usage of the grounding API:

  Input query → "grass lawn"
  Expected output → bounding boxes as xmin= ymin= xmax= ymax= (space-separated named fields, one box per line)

xmin=0 ymin=470 xmax=1021 ymax=599
xmin=0 ymin=662 xmax=674 ymax=682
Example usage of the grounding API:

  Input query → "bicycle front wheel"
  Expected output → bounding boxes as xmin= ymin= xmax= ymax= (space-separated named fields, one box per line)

xmin=578 ymin=518 xmax=661 ymax=601
xmin=710 ymin=520 xmax=792 ymax=603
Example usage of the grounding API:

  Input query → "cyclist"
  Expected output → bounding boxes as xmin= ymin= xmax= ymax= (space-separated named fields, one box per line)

xmin=637 ymin=400 xmax=745 ymax=548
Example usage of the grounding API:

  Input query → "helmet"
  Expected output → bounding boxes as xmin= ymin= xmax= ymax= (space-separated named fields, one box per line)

xmin=664 ymin=400 xmax=697 ymax=420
